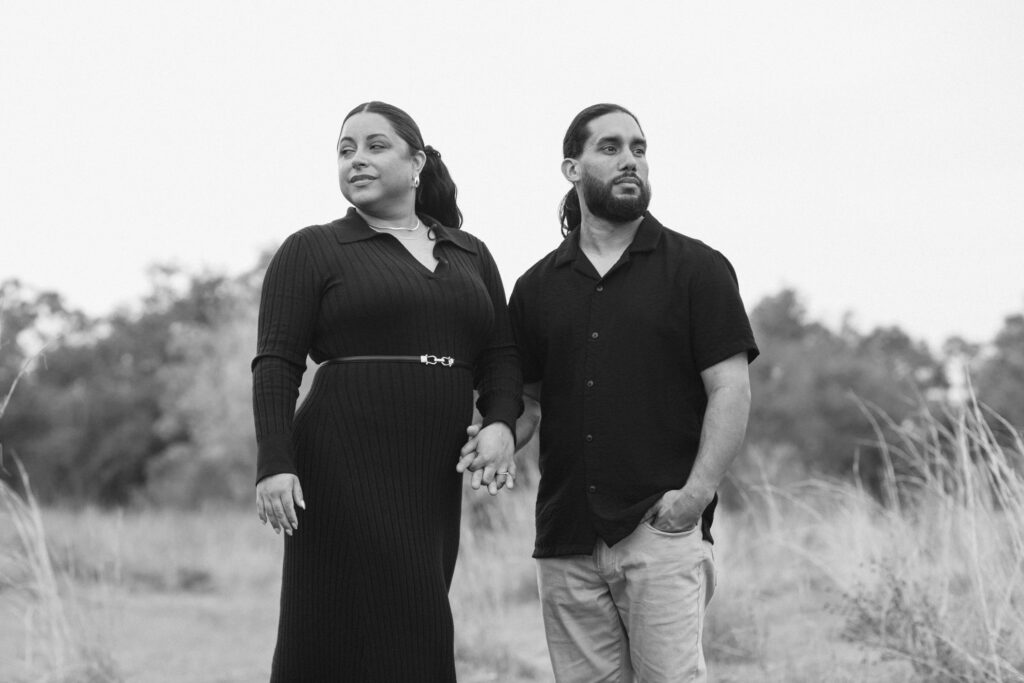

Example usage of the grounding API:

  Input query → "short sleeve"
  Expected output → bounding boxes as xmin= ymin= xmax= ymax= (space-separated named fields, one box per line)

xmin=689 ymin=250 xmax=759 ymax=372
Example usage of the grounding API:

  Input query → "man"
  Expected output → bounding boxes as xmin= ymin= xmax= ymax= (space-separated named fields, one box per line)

xmin=502 ymin=104 xmax=757 ymax=682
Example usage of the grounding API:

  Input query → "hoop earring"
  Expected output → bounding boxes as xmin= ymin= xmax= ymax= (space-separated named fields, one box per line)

xmin=412 ymin=174 xmax=420 ymax=188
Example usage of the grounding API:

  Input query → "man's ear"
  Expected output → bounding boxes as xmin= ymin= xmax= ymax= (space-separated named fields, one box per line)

xmin=561 ymin=158 xmax=580 ymax=183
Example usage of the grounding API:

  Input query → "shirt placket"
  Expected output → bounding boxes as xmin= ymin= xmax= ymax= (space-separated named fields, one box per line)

xmin=582 ymin=277 xmax=606 ymax=503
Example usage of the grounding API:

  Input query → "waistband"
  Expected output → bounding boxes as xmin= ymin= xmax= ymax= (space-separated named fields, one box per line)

xmin=321 ymin=354 xmax=472 ymax=370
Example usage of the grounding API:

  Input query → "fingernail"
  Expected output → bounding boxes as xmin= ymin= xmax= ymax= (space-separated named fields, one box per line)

xmin=298 ymin=501 xmax=306 ymax=509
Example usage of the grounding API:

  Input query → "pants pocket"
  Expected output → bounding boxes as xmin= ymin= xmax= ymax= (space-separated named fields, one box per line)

xmin=642 ymin=520 xmax=700 ymax=538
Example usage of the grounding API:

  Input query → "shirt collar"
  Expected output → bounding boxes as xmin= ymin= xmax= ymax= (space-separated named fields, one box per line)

xmin=331 ymin=207 xmax=477 ymax=254
xmin=554 ymin=211 xmax=664 ymax=267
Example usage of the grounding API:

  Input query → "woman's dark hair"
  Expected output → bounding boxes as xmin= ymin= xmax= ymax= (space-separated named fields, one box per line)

xmin=559 ymin=103 xmax=643 ymax=236
xmin=341 ymin=101 xmax=463 ymax=228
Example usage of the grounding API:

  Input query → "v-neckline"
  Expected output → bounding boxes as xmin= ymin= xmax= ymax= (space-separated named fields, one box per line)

xmin=577 ymin=248 xmax=629 ymax=280
xmin=380 ymin=233 xmax=442 ymax=277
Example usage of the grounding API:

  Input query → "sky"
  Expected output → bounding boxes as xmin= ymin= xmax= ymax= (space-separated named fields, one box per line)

xmin=1 ymin=1 xmax=1022 ymax=350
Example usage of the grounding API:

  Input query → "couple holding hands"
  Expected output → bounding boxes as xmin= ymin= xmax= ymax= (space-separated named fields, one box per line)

xmin=253 ymin=101 xmax=757 ymax=682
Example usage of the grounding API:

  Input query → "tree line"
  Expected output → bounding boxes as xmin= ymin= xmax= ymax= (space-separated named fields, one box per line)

xmin=1 ymin=261 xmax=1021 ymax=507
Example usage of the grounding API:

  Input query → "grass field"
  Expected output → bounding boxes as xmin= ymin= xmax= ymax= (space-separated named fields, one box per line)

xmin=0 ymin=492 xmax=910 ymax=683
xmin=2 ymin=400 xmax=1023 ymax=682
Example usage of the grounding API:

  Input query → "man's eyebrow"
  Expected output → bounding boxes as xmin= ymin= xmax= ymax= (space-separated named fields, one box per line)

xmin=594 ymin=134 xmax=624 ymax=146
xmin=593 ymin=134 xmax=646 ymax=146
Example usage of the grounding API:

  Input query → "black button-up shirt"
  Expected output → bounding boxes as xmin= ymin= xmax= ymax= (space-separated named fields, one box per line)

xmin=509 ymin=213 xmax=758 ymax=557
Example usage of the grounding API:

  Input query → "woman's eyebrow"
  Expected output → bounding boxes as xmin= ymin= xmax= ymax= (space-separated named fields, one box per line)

xmin=338 ymin=133 xmax=391 ymax=145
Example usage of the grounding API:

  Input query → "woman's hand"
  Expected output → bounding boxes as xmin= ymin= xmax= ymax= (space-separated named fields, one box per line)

xmin=256 ymin=473 xmax=305 ymax=535
xmin=457 ymin=423 xmax=516 ymax=495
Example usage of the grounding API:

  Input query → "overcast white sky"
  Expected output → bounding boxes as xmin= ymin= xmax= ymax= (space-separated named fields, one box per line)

xmin=2 ymin=1 xmax=1022 ymax=349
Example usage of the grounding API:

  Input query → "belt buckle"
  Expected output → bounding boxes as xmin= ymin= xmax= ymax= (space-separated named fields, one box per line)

xmin=420 ymin=354 xmax=454 ymax=367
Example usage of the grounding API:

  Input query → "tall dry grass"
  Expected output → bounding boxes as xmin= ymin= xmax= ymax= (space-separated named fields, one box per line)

xmin=839 ymin=396 xmax=1024 ymax=681
xmin=1 ymin=463 xmax=122 ymax=683
xmin=0 ymin=326 xmax=120 ymax=681
xmin=705 ymin=392 xmax=1024 ymax=681
xmin=2 ymin=393 xmax=120 ymax=679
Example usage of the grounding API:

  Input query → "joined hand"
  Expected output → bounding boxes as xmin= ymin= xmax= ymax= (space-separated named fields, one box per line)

xmin=457 ymin=422 xmax=516 ymax=495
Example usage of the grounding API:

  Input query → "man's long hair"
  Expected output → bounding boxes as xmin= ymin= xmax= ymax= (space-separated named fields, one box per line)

xmin=559 ymin=104 xmax=644 ymax=237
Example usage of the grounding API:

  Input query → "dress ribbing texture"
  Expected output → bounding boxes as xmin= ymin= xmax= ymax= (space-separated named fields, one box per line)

xmin=252 ymin=210 xmax=521 ymax=681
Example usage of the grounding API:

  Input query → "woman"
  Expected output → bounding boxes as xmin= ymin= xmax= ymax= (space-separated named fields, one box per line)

xmin=252 ymin=101 xmax=521 ymax=681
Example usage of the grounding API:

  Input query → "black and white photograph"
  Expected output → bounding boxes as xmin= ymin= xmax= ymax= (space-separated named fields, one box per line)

xmin=2 ymin=2 xmax=1023 ymax=681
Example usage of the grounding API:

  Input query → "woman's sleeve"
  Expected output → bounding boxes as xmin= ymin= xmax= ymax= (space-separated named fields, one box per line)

xmin=251 ymin=232 xmax=320 ymax=483
xmin=473 ymin=240 xmax=524 ymax=436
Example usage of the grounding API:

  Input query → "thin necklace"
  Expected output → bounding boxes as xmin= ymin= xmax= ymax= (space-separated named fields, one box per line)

xmin=368 ymin=219 xmax=429 ymax=242
xmin=366 ymin=218 xmax=421 ymax=232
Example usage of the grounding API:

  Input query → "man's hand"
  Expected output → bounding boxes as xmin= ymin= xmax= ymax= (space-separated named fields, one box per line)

xmin=457 ymin=422 xmax=516 ymax=495
xmin=646 ymin=485 xmax=714 ymax=533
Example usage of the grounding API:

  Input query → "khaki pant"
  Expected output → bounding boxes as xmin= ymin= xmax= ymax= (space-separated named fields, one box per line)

xmin=536 ymin=521 xmax=716 ymax=683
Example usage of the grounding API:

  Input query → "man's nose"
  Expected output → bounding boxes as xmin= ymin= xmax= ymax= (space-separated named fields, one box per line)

xmin=618 ymin=150 xmax=638 ymax=171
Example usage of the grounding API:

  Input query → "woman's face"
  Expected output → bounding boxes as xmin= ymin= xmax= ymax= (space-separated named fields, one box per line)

xmin=337 ymin=113 xmax=425 ymax=215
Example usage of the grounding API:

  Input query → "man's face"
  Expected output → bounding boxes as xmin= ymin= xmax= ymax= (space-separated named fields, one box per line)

xmin=574 ymin=112 xmax=651 ymax=223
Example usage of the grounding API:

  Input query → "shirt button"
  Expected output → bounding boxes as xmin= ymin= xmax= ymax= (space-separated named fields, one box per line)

xmin=588 ymin=485 xmax=597 ymax=493
xmin=596 ymin=285 xmax=604 ymax=292
xmin=590 ymin=332 xmax=599 ymax=340
xmin=585 ymin=379 xmax=595 ymax=388
xmin=585 ymin=434 xmax=593 ymax=443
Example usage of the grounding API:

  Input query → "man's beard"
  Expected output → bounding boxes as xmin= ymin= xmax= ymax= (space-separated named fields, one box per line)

xmin=581 ymin=171 xmax=651 ymax=223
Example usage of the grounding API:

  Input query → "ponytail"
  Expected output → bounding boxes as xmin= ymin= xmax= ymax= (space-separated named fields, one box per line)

xmin=417 ymin=145 xmax=462 ymax=229
xmin=559 ymin=187 xmax=581 ymax=237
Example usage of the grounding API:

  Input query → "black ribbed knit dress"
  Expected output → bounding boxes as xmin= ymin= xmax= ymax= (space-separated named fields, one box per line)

xmin=252 ymin=208 xmax=521 ymax=682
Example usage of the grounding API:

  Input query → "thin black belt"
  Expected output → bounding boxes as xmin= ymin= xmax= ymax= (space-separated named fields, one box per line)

xmin=321 ymin=354 xmax=471 ymax=370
